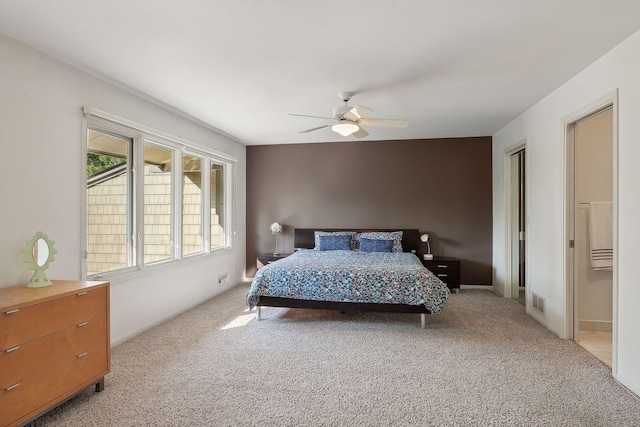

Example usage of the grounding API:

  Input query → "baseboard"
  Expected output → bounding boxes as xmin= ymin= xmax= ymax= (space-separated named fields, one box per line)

xmin=579 ymin=320 xmax=613 ymax=332
xmin=110 ymin=281 xmax=244 ymax=347
xmin=614 ymin=374 xmax=640 ymax=401
xmin=526 ymin=306 xmax=548 ymax=329
xmin=460 ymin=284 xmax=497 ymax=293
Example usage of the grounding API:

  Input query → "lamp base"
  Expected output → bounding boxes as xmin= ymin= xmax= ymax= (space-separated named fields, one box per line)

xmin=422 ymin=254 xmax=434 ymax=261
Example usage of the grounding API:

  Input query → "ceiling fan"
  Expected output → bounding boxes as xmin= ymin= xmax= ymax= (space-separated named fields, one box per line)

xmin=290 ymin=92 xmax=409 ymax=138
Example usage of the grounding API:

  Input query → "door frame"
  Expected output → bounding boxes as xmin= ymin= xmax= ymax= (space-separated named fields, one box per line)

xmin=503 ymin=140 xmax=527 ymax=301
xmin=563 ymin=89 xmax=618 ymax=374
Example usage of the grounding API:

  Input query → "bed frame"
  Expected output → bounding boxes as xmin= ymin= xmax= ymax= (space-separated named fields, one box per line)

xmin=254 ymin=228 xmax=432 ymax=328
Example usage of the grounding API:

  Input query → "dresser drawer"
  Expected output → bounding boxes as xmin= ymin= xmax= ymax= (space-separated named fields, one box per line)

xmin=0 ymin=287 xmax=107 ymax=350
xmin=0 ymin=316 xmax=107 ymax=389
xmin=0 ymin=344 xmax=108 ymax=427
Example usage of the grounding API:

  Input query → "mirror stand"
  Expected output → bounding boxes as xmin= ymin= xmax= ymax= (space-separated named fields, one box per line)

xmin=21 ymin=231 xmax=57 ymax=288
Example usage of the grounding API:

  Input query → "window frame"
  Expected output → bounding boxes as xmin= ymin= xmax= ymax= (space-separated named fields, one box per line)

xmin=180 ymin=150 xmax=207 ymax=258
xmin=82 ymin=107 xmax=236 ymax=282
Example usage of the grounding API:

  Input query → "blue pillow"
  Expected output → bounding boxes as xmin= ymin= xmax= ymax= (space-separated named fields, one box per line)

xmin=359 ymin=238 xmax=394 ymax=253
xmin=318 ymin=234 xmax=352 ymax=251
xmin=314 ymin=231 xmax=356 ymax=250
xmin=359 ymin=231 xmax=403 ymax=252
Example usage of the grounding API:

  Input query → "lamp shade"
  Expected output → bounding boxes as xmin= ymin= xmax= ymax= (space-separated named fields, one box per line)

xmin=270 ymin=222 xmax=283 ymax=234
xmin=420 ymin=233 xmax=432 ymax=258
xmin=332 ymin=121 xmax=359 ymax=136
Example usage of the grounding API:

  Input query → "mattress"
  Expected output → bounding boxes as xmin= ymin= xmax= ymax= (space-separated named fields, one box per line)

xmin=247 ymin=249 xmax=449 ymax=314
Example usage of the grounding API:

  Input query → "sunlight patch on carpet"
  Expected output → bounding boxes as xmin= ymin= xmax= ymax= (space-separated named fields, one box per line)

xmin=220 ymin=310 xmax=256 ymax=330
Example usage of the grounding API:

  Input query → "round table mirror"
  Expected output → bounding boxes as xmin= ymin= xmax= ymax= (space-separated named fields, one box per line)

xmin=21 ymin=231 xmax=57 ymax=288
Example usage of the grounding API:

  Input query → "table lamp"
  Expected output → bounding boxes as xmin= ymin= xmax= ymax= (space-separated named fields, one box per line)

xmin=420 ymin=233 xmax=433 ymax=260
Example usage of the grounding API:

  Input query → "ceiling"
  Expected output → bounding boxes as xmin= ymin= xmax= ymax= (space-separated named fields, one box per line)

xmin=2 ymin=1 xmax=640 ymax=146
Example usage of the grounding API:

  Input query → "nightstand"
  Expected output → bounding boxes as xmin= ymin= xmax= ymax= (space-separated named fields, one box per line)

xmin=422 ymin=256 xmax=460 ymax=292
xmin=256 ymin=253 xmax=292 ymax=270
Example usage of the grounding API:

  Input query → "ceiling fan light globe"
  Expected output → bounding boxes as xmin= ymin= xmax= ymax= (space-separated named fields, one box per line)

xmin=332 ymin=122 xmax=359 ymax=136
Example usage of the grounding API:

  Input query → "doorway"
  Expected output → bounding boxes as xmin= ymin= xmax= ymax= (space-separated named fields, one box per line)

xmin=566 ymin=100 xmax=616 ymax=370
xmin=510 ymin=149 xmax=526 ymax=305
xmin=505 ymin=142 xmax=526 ymax=304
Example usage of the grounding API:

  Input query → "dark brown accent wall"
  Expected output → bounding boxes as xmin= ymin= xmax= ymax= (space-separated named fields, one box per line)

xmin=246 ymin=137 xmax=492 ymax=284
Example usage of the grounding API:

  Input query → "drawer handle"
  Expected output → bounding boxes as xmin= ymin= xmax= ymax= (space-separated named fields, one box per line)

xmin=78 ymin=321 xmax=88 ymax=327
xmin=437 ymin=274 xmax=448 ymax=277
xmin=5 ymin=309 xmax=20 ymax=315
xmin=6 ymin=383 xmax=20 ymax=391
xmin=6 ymin=345 xmax=20 ymax=353
xmin=437 ymin=265 xmax=448 ymax=268
xmin=77 ymin=291 xmax=88 ymax=296
xmin=78 ymin=352 xmax=88 ymax=358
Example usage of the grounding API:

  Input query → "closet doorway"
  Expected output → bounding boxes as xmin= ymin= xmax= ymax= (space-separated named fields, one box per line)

xmin=509 ymin=149 xmax=526 ymax=305
xmin=505 ymin=142 xmax=526 ymax=305
xmin=566 ymin=100 xmax=616 ymax=370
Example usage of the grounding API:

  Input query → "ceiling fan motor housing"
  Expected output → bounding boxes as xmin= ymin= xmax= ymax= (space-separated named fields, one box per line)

xmin=333 ymin=105 xmax=351 ymax=119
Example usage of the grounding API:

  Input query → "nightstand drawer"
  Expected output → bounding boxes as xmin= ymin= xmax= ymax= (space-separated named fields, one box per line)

xmin=432 ymin=271 xmax=460 ymax=281
xmin=257 ymin=253 xmax=292 ymax=270
xmin=433 ymin=272 xmax=460 ymax=288
xmin=423 ymin=260 xmax=458 ymax=271
xmin=422 ymin=257 xmax=460 ymax=290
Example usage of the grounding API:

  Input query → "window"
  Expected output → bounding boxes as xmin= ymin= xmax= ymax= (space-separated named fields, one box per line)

xmin=86 ymin=129 xmax=132 ymax=275
xmin=143 ymin=143 xmax=174 ymax=264
xmin=211 ymin=162 xmax=225 ymax=249
xmin=182 ymin=154 xmax=203 ymax=256
xmin=84 ymin=108 xmax=235 ymax=278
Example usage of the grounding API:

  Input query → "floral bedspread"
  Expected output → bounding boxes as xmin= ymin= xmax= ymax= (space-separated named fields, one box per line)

xmin=247 ymin=250 xmax=450 ymax=314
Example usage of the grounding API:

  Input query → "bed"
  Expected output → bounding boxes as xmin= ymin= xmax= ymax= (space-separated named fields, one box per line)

xmin=247 ymin=228 xmax=450 ymax=328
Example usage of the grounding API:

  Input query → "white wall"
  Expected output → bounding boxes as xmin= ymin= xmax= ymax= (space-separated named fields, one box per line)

xmin=0 ymin=34 xmax=247 ymax=345
xmin=493 ymin=29 xmax=640 ymax=395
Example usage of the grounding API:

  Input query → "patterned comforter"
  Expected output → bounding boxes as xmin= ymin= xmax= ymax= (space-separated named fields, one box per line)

xmin=247 ymin=250 xmax=450 ymax=314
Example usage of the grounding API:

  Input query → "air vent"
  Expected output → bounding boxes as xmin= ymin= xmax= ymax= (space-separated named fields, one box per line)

xmin=532 ymin=292 xmax=546 ymax=315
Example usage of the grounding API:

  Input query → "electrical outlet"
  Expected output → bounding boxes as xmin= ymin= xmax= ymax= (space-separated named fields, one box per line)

xmin=218 ymin=273 xmax=228 ymax=285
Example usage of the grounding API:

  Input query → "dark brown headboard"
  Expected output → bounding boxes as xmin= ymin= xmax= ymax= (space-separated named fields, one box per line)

xmin=294 ymin=228 xmax=420 ymax=253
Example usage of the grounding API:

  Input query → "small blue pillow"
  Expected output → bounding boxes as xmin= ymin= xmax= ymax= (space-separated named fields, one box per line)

xmin=359 ymin=238 xmax=394 ymax=253
xmin=318 ymin=234 xmax=352 ymax=251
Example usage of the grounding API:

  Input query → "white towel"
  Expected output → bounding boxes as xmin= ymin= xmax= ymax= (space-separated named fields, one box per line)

xmin=588 ymin=202 xmax=613 ymax=271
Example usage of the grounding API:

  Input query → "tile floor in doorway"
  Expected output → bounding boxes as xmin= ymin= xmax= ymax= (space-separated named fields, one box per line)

xmin=578 ymin=330 xmax=612 ymax=368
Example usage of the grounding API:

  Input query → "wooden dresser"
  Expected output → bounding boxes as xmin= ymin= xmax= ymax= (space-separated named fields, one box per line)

xmin=0 ymin=280 xmax=110 ymax=427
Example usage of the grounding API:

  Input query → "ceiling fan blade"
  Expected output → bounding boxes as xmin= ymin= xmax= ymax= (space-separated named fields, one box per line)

xmin=299 ymin=124 xmax=332 ymax=133
xmin=352 ymin=128 xmax=369 ymax=139
xmin=358 ymin=118 xmax=409 ymax=128
xmin=343 ymin=105 xmax=373 ymax=121
xmin=289 ymin=113 xmax=334 ymax=120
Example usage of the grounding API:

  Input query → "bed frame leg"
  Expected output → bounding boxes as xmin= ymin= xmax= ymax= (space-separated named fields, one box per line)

xmin=257 ymin=306 xmax=262 ymax=321
xmin=421 ymin=313 xmax=426 ymax=329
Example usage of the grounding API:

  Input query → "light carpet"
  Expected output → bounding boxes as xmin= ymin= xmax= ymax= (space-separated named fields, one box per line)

xmin=27 ymin=284 xmax=640 ymax=426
